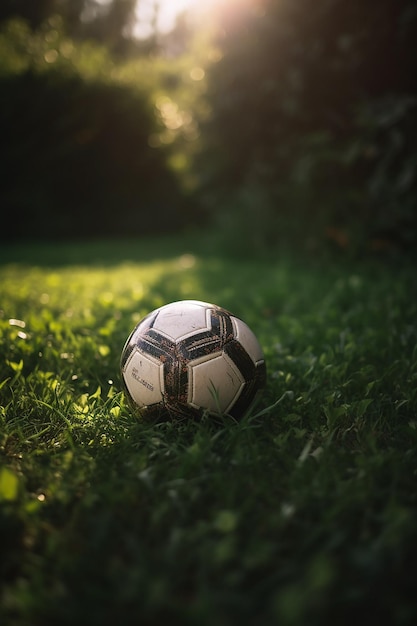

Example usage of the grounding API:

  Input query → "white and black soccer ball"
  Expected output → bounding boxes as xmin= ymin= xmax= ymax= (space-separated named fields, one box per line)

xmin=120 ymin=300 xmax=266 ymax=420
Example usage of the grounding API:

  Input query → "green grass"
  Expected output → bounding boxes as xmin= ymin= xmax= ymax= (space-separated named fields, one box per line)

xmin=1 ymin=236 xmax=417 ymax=626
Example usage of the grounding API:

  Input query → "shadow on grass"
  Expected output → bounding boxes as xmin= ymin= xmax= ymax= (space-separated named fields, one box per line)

xmin=0 ymin=233 xmax=208 ymax=267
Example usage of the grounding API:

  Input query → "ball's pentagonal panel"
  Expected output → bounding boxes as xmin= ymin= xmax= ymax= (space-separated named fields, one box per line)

xmin=122 ymin=348 xmax=164 ymax=408
xmin=231 ymin=317 xmax=265 ymax=364
xmin=152 ymin=300 xmax=211 ymax=342
xmin=188 ymin=352 xmax=245 ymax=414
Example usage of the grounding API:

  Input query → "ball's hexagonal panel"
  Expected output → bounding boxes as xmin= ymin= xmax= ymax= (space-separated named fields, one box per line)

xmin=188 ymin=352 xmax=245 ymax=414
xmin=231 ymin=317 xmax=264 ymax=364
xmin=123 ymin=348 xmax=164 ymax=408
xmin=153 ymin=301 xmax=211 ymax=342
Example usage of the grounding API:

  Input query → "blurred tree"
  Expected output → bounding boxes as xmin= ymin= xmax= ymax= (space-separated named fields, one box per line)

xmin=198 ymin=0 xmax=417 ymax=253
xmin=0 ymin=68 xmax=189 ymax=240
xmin=0 ymin=0 xmax=56 ymax=28
xmin=0 ymin=0 xmax=140 ymax=54
xmin=204 ymin=0 xmax=417 ymax=182
xmin=0 ymin=9 xmax=208 ymax=241
xmin=75 ymin=0 xmax=139 ymax=55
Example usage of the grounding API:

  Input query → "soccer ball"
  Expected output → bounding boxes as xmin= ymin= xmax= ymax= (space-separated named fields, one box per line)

xmin=120 ymin=299 xmax=266 ymax=420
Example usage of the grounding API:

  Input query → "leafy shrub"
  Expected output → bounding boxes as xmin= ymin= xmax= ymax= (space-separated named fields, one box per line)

xmin=0 ymin=19 xmax=192 ymax=240
xmin=198 ymin=0 xmax=417 ymax=256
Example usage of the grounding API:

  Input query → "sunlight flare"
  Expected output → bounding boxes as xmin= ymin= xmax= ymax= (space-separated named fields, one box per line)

xmin=135 ymin=0 xmax=255 ymax=37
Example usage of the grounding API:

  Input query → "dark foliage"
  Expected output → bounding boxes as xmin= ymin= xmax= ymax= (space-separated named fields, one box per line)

xmin=0 ymin=1 xmax=137 ymax=47
xmin=1 ymin=0 xmax=417 ymax=253
xmin=199 ymin=0 xmax=417 ymax=254
xmin=0 ymin=70 xmax=188 ymax=240
xmin=0 ymin=0 xmax=57 ymax=29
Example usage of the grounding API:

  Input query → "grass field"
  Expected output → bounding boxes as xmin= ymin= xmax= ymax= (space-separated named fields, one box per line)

xmin=1 ymin=235 xmax=417 ymax=625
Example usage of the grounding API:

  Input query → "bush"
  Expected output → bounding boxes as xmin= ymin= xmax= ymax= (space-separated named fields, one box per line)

xmin=198 ymin=0 xmax=417 ymax=257
xmin=0 ymin=68 xmax=190 ymax=239
xmin=0 ymin=19 xmax=195 ymax=240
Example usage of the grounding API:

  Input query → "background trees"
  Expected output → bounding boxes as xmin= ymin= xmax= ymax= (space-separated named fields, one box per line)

xmin=0 ymin=69 xmax=184 ymax=239
xmin=199 ymin=0 xmax=417 ymax=253
xmin=1 ymin=0 xmax=416 ymax=255
xmin=0 ymin=1 xmax=138 ymax=52
xmin=0 ymin=1 xmax=192 ymax=240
